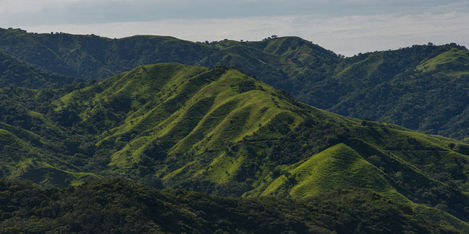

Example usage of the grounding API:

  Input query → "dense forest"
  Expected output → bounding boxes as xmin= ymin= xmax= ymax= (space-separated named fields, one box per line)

xmin=0 ymin=51 xmax=76 ymax=88
xmin=2 ymin=178 xmax=464 ymax=233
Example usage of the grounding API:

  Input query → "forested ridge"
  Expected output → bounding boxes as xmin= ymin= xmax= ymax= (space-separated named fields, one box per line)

xmin=0 ymin=178 xmax=465 ymax=233
xmin=0 ymin=28 xmax=467 ymax=139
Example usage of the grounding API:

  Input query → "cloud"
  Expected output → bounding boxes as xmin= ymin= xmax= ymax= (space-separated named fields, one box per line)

xmin=1 ymin=0 xmax=468 ymax=25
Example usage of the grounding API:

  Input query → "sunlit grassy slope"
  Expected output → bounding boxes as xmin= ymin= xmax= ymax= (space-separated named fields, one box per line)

xmin=279 ymin=143 xmax=393 ymax=199
xmin=2 ymin=62 xmax=469 ymax=224
xmin=416 ymin=48 xmax=469 ymax=74
xmin=49 ymin=63 xmax=469 ymax=220
xmin=0 ymin=126 xmax=96 ymax=187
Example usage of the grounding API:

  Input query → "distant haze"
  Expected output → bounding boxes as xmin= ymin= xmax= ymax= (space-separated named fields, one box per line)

xmin=1 ymin=0 xmax=468 ymax=56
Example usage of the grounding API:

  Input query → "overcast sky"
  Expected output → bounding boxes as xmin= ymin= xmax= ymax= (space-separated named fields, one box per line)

xmin=1 ymin=0 xmax=468 ymax=56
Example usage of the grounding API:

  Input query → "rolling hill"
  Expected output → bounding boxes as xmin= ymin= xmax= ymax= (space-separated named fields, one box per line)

xmin=314 ymin=45 xmax=469 ymax=140
xmin=0 ymin=51 xmax=75 ymax=88
xmin=1 ymin=63 xmax=469 ymax=227
xmin=0 ymin=28 xmax=467 ymax=140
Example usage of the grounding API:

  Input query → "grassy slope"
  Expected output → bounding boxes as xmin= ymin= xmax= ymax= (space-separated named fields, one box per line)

xmin=0 ymin=126 xmax=95 ymax=187
xmin=55 ymin=63 xmax=311 ymax=179
xmin=42 ymin=63 xmax=469 ymax=223
xmin=0 ymin=87 xmax=97 ymax=186
xmin=281 ymin=143 xmax=394 ymax=199
xmin=1 ymin=62 xmax=469 ymax=225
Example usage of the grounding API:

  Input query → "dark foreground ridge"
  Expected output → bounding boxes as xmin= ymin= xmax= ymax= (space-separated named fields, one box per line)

xmin=0 ymin=178 xmax=465 ymax=233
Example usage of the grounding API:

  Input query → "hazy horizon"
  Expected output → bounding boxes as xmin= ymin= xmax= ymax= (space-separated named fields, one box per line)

xmin=1 ymin=0 xmax=468 ymax=56
xmin=4 ymin=26 xmax=467 ymax=57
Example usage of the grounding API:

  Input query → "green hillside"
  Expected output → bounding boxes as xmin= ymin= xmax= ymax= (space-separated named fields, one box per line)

xmin=0 ymin=87 xmax=98 ymax=186
xmin=323 ymin=45 xmax=469 ymax=140
xmin=0 ymin=51 xmax=75 ymax=88
xmin=0 ymin=28 xmax=216 ymax=79
xmin=1 ymin=63 xmax=469 ymax=226
xmin=0 ymin=28 xmax=467 ymax=139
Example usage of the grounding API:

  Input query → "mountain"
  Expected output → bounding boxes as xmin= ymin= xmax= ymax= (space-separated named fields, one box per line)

xmin=1 ymin=63 xmax=469 ymax=225
xmin=311 ymin=45 xmax=469 ymax=140
xmin=0 ymin=28 xmax=217 ymax=79
xmin=1 ymin=178 xmax=466 ymax=233
xmin=0 ymin=29 xmax=337 ymax=82
xmin=0 ymin=28 xmax=467 ymax=140
xmin=0 ymin=51 xmax=75 ymax=88
xmin=0 ymin=86 xmax=98 ymax=187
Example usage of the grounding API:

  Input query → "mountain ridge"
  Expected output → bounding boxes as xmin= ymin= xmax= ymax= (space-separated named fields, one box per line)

xmin=0 ymin=28 xmax=467 ymax=139
xmin=0 ymin=51 xmax=75 ymax=88
xmin=2 ymin=178 xmax=466 ymax=233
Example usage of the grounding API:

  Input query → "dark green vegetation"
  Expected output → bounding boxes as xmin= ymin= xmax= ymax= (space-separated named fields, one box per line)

xmin=0 ymin=178 xmax=464 ymax=233
xmin=316 ymin=45 xmax=469 ymax=140
xmin=0 ymin=28 xmax=468 ymax=139
xmin=1 ymin=63 xmax=469 ymax=231
xmin=0 ymin=51 xmax=75 ymax=88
